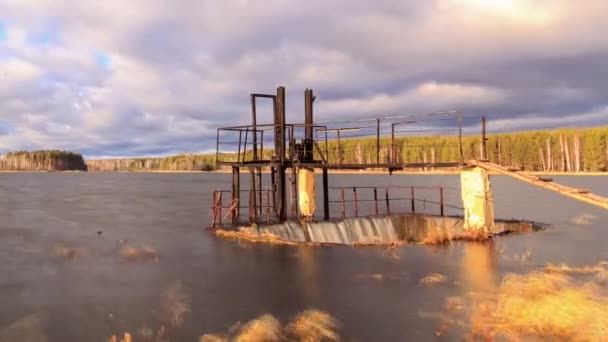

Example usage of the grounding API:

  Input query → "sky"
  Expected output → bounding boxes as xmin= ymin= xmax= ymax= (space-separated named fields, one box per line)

xmin=0 ymin=0 xmax=607 ymax=158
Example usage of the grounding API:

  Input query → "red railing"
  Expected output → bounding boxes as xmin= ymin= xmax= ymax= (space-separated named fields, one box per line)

xmin=210 ymin=185 xmax=463 ymax=228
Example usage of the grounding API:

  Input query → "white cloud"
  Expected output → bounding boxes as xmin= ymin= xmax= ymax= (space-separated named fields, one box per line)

xmin=0 ymin=0 xmax=607 ymax=157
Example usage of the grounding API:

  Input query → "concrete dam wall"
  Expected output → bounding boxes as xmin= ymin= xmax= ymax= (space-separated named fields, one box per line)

xmin=220 ymin=214 xmax=537 ymax=246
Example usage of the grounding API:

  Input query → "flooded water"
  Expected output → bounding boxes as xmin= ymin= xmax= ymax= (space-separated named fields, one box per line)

xmin=0 ymin=172 xmax=607 ymax=341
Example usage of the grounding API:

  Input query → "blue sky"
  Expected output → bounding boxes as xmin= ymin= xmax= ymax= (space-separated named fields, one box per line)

xmin=0 ymin=0 xmax=607 ymax=158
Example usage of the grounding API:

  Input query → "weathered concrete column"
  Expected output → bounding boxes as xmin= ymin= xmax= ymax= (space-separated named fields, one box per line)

xmin=298 ymin=167 xmax=316 ymax=219
xmin=461 ymin=167 xmax=495 ymax=234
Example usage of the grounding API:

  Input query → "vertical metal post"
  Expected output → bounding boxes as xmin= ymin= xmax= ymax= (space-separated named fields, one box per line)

xmin=304 ymin=89 xmax=314 ymax=162
xmin=271 ymin=166 xmax=277 ymax=217
xmin=212 ymin=190 xmax=217 ymax=227
xmin=257 ymin=167 xmax=263 ymax=217
xmin=376 ymin=119 xmax=381 ymax=166
xmin=481 ymin=115 xmax=488 ymax=161
xmin=439 ymin=187 xmax=445 ymax=217
xmin=237 ymin=131 xmax=243 ymax=163
xmin=276 ymin=86 xmax=287 ymax=221
xmin=385 ymin=188 xmax=390 ymax=214
xmin=325 ymin=131 xmax=329 ymax=163
xmin=458 ymin=112 xmax=464 ymax=163
xmin=291 ymin=167 xmax=298 ymax=219
xmin=337 ymin=129 xmax=342 ymax=165
xmin=323 ymin=168 xmax=330 ymax=220
xmin=374 ymin=188 xmax=379 ymax=216
xmin=215 ymin=129 xmax=220 ymax=165
xmin=391 ymin=123 xmax=395 ymax=164
xmin=218 ymin=191 xmax=223 ymax=226
xmin=248 ymin=189 xmax=254 ymax=223
xmin=251 ymin=94 xmax=258 ymax=161
xmin=411 ymin=186 xmax=416 ymax=213
xmin=266 ymin=190 xmax=271 ymax=223
xmin=250 ymin=168 xmax=257 ymax=221
xmin=353 ymin=187 xmax=359 ymax=217
xmin=260 ymin=131 xmax=264 ymax=160
xmin=232 ymin=167 xmax=240 ymax=224
xmin=341 ymin=188 xmax=346 ymax=219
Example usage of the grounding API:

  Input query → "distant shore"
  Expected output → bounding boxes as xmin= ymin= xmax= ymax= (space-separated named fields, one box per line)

xmin=3 ymin=169 xmax=607 ymax=176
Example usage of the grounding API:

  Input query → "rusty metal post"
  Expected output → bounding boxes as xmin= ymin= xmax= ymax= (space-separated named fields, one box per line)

xmin=248 ymin=189 xmax=253 ymax=223
xmin=304 ymin=89 xmax=314 ymax=162
xmin=411 ymin=186 xmax=416 ymax=213
xmin=212 ymin=190 xmax=217 ymax=227
xmin=323 ymin=168 xmax=329 ymax=220
xmin=266 ymin=190 xmax=271 ymax=223
xmin=385 ymin=188 xmax=390 ymax=214
xmin=276 ymin=86 xmax=287 ymax=221
xmin=391 ymin=123 xmax=396 ymax=164
xmin=481 ymin=115 xmax=488 ymax=161
xmin=250 ymin=168 xmax=257 ymax=221
xmin=458 ymin=112 xmax=464 ymax=163
xmin=257 ymin=167 xmax=263 ymax=217
xmin=337 ymin=129 xmax=342 ymax=165
xmin=376 ymin=119 xmax=381 ymax=166
xmin=237 ymin=130 xmax=243 ymax=163
xmin=353 ymin=187 xmax=359 ymax=217
xmin=217 ymin=191 xmax=222 ymax=226
xmin=232 ymin=167 xmax=240 ymax=224
xmin=341 ymin=188 xmax=346 ymax=219
xmin=374 ymin=188 xmax=379 ymax=216
xmin=251 ymin=94 xmax=257 ymax=161
xmin=271 ymin=166 xmax=277 ymax=217
xmin=439 ymin=187 xmax=445 ymax=216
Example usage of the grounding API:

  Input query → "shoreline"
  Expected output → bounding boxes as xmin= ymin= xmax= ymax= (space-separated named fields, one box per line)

xmin=2 ymin=169 xmax=607 ymax=176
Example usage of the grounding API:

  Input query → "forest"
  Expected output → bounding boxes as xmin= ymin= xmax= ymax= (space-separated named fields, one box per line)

xmin=7 ymin=126 xmax=608 ymax=173
xmin=317 ymin=126 xmax=608 ymax=172
xmin=0 ymin=150 xmax=88 ymax=171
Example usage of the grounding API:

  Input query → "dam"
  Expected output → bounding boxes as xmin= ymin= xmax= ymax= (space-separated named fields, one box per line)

xmin=210 ymin=86 xmax=608 ymax=242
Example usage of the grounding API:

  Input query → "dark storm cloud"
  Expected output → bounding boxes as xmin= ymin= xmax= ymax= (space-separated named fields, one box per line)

xmin=0 ymin=0 xmax=607 ymax=157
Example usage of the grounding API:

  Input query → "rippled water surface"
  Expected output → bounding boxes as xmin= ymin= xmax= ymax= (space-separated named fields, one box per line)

xmin=0 ymin=172 xmax=607 ymax=340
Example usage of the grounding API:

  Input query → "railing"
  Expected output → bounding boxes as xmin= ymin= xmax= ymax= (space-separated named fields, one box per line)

xmin=215 ymin=111 xmax=466 ymax=168
xmin=327 ymin=186 xmax=463 ymax=220
xmin=210 ymin=185 xmax=463 ymax=228
xmin=211 ymin=188 xmax=281 ymax=227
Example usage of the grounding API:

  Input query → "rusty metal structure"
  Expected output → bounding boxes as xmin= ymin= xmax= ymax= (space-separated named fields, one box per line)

xmin=212 ymin=86 xmax=487 ymax=227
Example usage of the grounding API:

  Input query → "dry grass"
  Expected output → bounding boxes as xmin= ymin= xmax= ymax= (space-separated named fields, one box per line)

xmin=286 ymin=310 xmax=339 ymax=341
xmin=430 ymin=261 xmax=608 ymax=341
xmin=52 ymin=243 xmax=79 ymax=259
xmin=201 ymin=310 xmax=338 ymax=342
xmin=214 ymin=228 xmax=297 ymax=246
xmin=421 ymin=227 xmax=491 ymax=245
xmin=161 ymin=282 xmax=191 ymax=327
xmin=471 ymin=271 xmax=608 ymax=340
xmin=419 ymin=273 xmax=448 ymax=285
xmin=120 ymin=243 xmax=159 ymax=262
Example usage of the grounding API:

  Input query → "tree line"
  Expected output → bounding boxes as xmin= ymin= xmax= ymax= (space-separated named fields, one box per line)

xmin=316 ymin=126 xmax=608 ymax=172
xmin=0 ymin=150 xmax=87 ymax=171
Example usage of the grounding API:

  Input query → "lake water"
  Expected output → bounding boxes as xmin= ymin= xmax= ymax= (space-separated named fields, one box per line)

xmin=0 ymin=172 xmax=607 ymax=341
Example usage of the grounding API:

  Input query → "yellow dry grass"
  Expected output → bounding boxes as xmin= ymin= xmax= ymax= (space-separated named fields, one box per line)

xmin=431 ymin=261 xmax=608 ymax=341
xmin=161 ymin=281 xmax=191 ymax=327
xmin=120 ymin=243 xmax=159 ymax=261
xmin=471 ymin=271 xmax=608 ymax=341
xmin=201 ymin=309 xmax=338 ymax=342
xmin=286 ymin=309 xmax=339 ymax=341
xmin=214 ymin=228 xmax=297 ymax=246
xmin=419 ymin=273 xmax=448 ymax=285
xmin=52 ymin=243 xmax=78 ymax=259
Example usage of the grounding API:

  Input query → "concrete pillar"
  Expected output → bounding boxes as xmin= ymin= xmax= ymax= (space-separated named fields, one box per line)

xmin=461 ymin=167 xmax=495 ymax=234
xmin=298 ymin=167 xmax=316 ymax=219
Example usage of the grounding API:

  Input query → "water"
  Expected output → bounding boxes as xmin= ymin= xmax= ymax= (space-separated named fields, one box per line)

xmin=0 ymin=172 xmax=607 ymax=341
